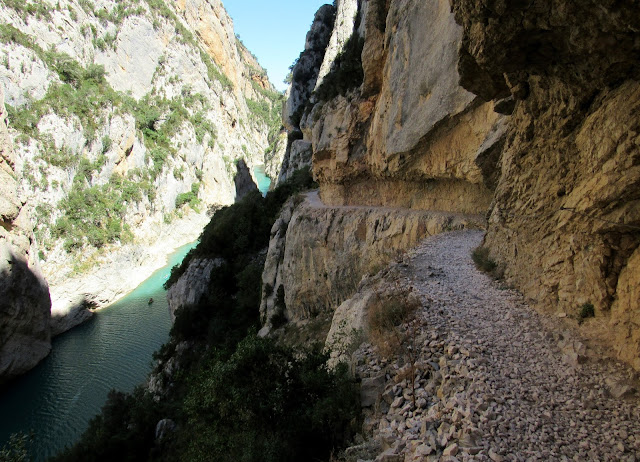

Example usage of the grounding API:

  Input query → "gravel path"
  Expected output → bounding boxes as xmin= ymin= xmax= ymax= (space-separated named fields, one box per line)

xmin=355 ymin=230 xmax=640 ymax=462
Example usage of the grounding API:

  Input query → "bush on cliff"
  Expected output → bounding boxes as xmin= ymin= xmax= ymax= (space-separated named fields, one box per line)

xmin=53 ymin=336 xmax=358 ymax=462
xmin=314 ymin=29 xmax=364 ymax=102
xmin=165 ymin=166 xmax=317 ymax=289
xmin=51 ymin=387 xmax=166 ymax=462
xmin=166 ymin=167 xmax=317 ymax=347
xmin=175 ymin=335 xmax=359 ymax=462
xmin=51 ymin=167 xmax=360 ymax=462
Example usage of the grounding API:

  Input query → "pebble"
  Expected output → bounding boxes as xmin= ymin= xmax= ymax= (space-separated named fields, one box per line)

xmin=347 ymin=231 xmax=640 ymax=462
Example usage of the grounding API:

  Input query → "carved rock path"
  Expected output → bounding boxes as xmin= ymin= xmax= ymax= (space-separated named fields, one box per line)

xmin=354 ymin=230 xmax=640 ymax=462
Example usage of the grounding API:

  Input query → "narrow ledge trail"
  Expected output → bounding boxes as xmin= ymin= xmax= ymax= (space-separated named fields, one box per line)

xmin=355 ymin=229 xmax=640 ymax=462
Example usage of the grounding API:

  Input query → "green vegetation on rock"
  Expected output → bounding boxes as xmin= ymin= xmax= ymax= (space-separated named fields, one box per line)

xmin=52 ymin=173 xmax=138 ymax=251
xmin=175 ymin=182 xmax=201 ymax=210
xmin=579 ymin=303 xmax=595 ymax=320
xmin=0 ymin=0 xmax=280 ymax=266
xmin=1 ymin=0 xmax=53 ymax=20
xmin=314 ymin=33 xmax=365 ymax=102
xmin=0 ymin=432 xmax=32 ymax=462
xmin=166 ymin=167 xmax=317 ymax=289
xmin=52 ymin=168 xmax=359 ymax=461
xmin=179 ymin=336 xmax=358 ymax=462
xmin=1 ymin=39 xmax=219 ymax=253
xmin=472 ymin=246 xmax=498 ymax=275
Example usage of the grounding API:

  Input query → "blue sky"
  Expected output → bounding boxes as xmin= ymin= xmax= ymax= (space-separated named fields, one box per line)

xmin=224 ymin=0 xmax=331 ymax=92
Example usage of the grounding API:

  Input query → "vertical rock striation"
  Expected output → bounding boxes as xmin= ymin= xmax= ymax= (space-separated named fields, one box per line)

xmin=278 ymin=4 xmax=335 ymax=184
xmin=295 ymin=0 xmax=506 ymax=214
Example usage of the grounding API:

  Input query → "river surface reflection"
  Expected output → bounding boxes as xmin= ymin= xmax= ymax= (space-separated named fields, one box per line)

xmin=0 ymin=241 xmax=196 ymax=460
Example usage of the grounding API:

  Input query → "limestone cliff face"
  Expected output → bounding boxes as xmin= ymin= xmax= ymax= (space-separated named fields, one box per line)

xmin=259 ymin=192 xmax=483 ymax=333
xmin=313 ymin=0 xmax=359 ymax=92
xmin=0 ymin=0 xmax=283 ymax=316
xmin=295 ymin=0 xmax=505 ymax=214
xmin=263 ymin=0 xmax=503 ymax=330
xmin=166 ymin=257 xmax=223 ymax=322
xmin=0 ymin=85 xmax=52 ymax=384
xmin=273 ymin=0 xmax=640 ymax=371
xmin=233 ymin=159 xmax=258 ymax=201
xmin=282 ymin=5 xmax=335 ymax=135
xmin=174 ymin=0 xmax=251 ymax=95
xmin=277 ymin=4 xmax=334 ymax=184
xmin=450 ymin=0 xmax=640 ymax=369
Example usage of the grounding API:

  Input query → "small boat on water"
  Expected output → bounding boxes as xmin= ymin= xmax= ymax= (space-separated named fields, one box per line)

xmin=148 ymin=298 xmax=154 ymax=305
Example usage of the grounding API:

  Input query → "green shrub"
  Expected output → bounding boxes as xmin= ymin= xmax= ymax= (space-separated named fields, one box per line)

xmin=0 ymin=24 xmax=41 ymax=51
xmin=78 ymin=0 xmax=94 ymax=14
xmin=175 ymin=183 xmax=201 ymax=210
xmin=235 ymin=262 xmax=263 ymax=313
xmin=52 ymin=173 xmax=141 ymax=251
xmin=191 ymin=111 xmax=216 ymax=144
xmin=0 ymin=432 xmax=32 ymax=462
xmin=6 ymin=54 xmax=118 ymax=140
xmin=2 ymin=0 xmax=53 ymax=20
xmin=147 ymin=147 xmax=169 ymax=178
xmin=314 ymin=33 xmax=365 ymax=102
xmin=579 ymin=303 xmax=595 ymax=319
xmin=179 ymin=336 xmax=359 ymax=462
xmin=52 ymin=54 xmax=84 ymax=85
xmin=101 ymin=136 xmax=112 ymax=153
xmin=472 ymin=247 xmax=498 ymax=274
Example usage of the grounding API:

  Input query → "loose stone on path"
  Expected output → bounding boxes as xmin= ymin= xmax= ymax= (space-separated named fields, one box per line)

xmin=349 ymin=230 xmax=640 ymax=462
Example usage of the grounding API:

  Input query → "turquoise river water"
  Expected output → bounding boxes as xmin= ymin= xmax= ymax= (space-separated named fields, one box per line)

xmin=0 ymin=241 xmax=197 ymax=461
xmin=253 ymin=164 xmax=271 ymax=196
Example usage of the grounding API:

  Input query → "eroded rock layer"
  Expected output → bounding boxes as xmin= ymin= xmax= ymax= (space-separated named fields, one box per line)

xmin=302 ymin=0 xmax=505 ymax=214
xmin=259 ymin=192 xmax=484 ymax=333
xmin=276 ymin=0 xmax=640 ymax=370
xmin=451 ymin=0 xmax=640 ymax=368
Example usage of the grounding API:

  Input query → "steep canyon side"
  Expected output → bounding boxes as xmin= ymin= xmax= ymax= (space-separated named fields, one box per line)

xmin=0 ymin=0 xmax=285 ymax=381
xmin=269 ymin=0 xmax=640 ymax=371
xmin=0 ymin=0 xmax=284 ymax=319
xmin=263 ymin=0 xmax=504 ymax=332
xmin=450 ymin=0 xmax=640 ymax=368
xmin=305 ymin=0 xmax=505 ymax=214
xmin=0 ymin=85 xmax=51 ymax=384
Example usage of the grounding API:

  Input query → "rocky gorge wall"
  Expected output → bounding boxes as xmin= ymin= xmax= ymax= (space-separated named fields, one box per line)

xmin=259 ymin=192 xmax=484 ymax=334
xmin=0 ymin=0 xmax=287 ymax=381
xmin=271 ymin=0 xmax=640 ymax=371
xmin=450 ymin=0 xmax=640 ymax=369
xmin=300 ymin=0 xmax=506 ymax=215
xmin=277 ymin=4 xmax=334 ymax=185
xmin=0 ymin=0 xmax=284 ymax=318
xmin=0 ymin=85 xmax=52 ymax=384
xmin=266 ymin=0 xmax=504 ymax=332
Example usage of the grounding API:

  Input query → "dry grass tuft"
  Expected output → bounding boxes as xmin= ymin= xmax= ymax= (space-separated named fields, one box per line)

xmin=368 ymin=290 xmax=420 ymax=358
